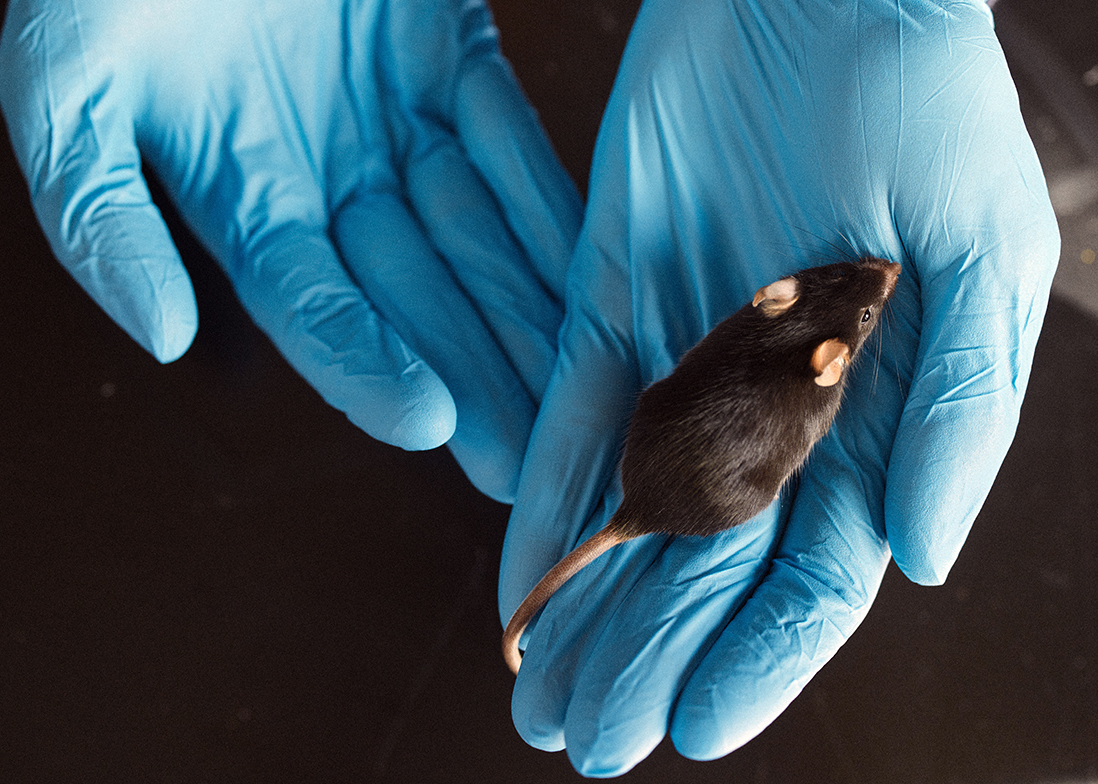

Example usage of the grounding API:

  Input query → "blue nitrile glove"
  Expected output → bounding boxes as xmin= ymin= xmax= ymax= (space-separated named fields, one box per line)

xmin=499 ymin=0 xmax=1059 ymax=775
xmin=0 ymin=0 xmax=581 ymax=503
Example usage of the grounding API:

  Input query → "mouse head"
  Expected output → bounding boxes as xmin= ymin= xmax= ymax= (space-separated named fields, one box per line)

xmin=751 ymin=257 xmax=901 ymax=387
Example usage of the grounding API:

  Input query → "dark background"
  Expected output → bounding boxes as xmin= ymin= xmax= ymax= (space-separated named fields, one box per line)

xmin=2 ymin=0 xmax=1096 ymax=781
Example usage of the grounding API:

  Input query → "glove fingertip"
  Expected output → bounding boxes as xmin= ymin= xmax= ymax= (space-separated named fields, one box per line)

xmin=146 ymin=323 xmax=197 ymax=365
xmin=669 ymin=691 xmax=777 ymax=763
xmin=885 ymin=454 xmax=984 ymax=587
xmin=144 ymin=275 xmax=199 ymax=364
xmin=890 ymin=535 xmax=956 ymax=587
xmin=510 ymin=697 xmax=567 ymax=753
xmin=567 ymin=753 xmax=633 ymax=779
xmin=344 ymin=359 xmax=456 ymax=451
xmin=79 ymin=251 xmax=198 ymax=364
xmin=669 ymin=723 xmax=725 ymax=763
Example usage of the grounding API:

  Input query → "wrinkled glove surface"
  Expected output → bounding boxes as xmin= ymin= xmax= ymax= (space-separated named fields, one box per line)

xmin=0 ymin=0 xmax=582 ymax=502
xmin=499 ymin=0 xmax=1059 ymax=775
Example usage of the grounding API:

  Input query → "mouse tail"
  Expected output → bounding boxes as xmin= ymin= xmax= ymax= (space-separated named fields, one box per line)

xmin=502 ymin=525 xmax=627 ymax=675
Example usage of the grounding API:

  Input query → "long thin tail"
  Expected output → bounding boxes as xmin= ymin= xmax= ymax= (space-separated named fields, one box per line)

xmin=502 ymin=525 xmax=627 ymax=675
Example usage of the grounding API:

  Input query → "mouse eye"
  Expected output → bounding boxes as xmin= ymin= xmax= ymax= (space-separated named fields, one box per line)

xmin=861 ymin=308 xmax=873 ymax=323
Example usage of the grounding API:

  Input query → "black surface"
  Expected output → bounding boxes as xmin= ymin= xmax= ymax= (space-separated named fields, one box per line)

xmin=2 ymin=1 xmax=1097 ymax=781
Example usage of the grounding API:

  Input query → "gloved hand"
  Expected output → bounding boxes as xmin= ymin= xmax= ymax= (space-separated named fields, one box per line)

xmin=499 ymin=0 xmax=1059 ymax=775
xmin=0 ymin=0 xmax=581 ymax=503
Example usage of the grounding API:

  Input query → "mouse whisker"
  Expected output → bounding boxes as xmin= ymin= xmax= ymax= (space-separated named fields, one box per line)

xmin=765 ymin=239 xmax=809 ymax=268
xmin=872 ymin=316 xmax=884 ymax=392
xmin=835 ymin=229 xmax=861 ymax=259
xmin=782 ymin=224 xmax=860 ymax=265
xmin=881 ymin=300 xmax=902 ymax=393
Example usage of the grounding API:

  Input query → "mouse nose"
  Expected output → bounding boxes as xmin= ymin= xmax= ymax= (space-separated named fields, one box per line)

xmin=886 ymin=260 xmax=901 ymax=284
xmin=876 ymin=259 xmax=901 ymax=297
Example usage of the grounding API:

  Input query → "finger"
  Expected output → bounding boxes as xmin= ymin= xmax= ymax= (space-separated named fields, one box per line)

xmin=497 ymin=278 xmax=639 ymax=622
xmin=671 ymin=537 xmax=892 ymax=760
xmin=113 ymin=6 xmax=463 ymax=457
xmin=874 ymin=12 xmax=1061 ymax=585
xmin=401 ymin=136 xmax=563 ymax=404
xmin=340 ymin=3 xmax=550 ymax=500
xmin=454 ymin=47 xmax=582 ymax=302
xmin=501 ymin=292 xmax=643 ymax=748
xmin=382 ymin=0 xmax=581 ymax=302
xmin=333 ymin=191 xmax=536 ymax=501
xmin=377 ymin=0 xmax=581 ymax=405
xmin=670 ymin=409 xmax=895 ymax=760
xmin=666 ymin=307 xmax=911 ymax=760
xmin=557 ymin=511 xmax=783 ymax=776
xmin=0 ymin=9 xmax=196 ymax=362
xmin=887 ymin=247 xmax=1057 ymax=583
xmin=509 ymin=530 xmax=657 ymax=753
xmin=229 ymin=225 xmax=457 ymax=451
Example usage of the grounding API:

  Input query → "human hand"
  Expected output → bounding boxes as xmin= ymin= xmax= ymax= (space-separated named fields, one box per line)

xmin=0 ymin=0 xmax=581 ymax=502
xmin=499 ymin=0 xmax=1059 ymax=774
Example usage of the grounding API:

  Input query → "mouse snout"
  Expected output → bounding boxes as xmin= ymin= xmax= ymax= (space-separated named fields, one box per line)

xmin=867 ymin=258 xmax=901 ymax=299
xmin=884 ymin=261 xmax=901 ymax=294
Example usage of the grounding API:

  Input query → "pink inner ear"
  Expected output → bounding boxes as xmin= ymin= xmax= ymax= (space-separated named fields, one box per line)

xmin=752 ymin=278 xmax=800 ymax=312
xmin=812 ymin=339 xmax=850 ymax=387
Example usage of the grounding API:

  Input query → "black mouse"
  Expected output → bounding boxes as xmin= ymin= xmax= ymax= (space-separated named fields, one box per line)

xmin=503 ymin=256 xmax=901 ymax=674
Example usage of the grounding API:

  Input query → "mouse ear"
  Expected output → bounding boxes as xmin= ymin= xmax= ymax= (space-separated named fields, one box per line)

xmin=751 ymin=278 xmax=799 ymax=315
xmin=811 ymin=339 xmax=851 ymax=387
